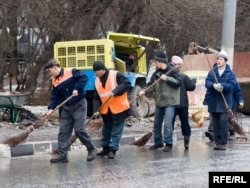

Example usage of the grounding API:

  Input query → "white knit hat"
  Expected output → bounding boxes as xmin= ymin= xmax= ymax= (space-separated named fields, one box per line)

xmin=217 ymin=50 xmax=228 ymax=60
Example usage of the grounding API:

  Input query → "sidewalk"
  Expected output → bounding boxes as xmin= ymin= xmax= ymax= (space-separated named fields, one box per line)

xmin=0 ymin=117 xmax=249 ymax=158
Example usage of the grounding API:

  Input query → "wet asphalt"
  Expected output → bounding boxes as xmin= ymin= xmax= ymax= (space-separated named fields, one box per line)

xmin=1 ymin=134 xmax=250 ymax=188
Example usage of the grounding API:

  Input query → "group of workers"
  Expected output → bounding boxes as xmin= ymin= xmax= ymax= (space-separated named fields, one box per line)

xmin=43 ymin=49 xmax=244 ymax=163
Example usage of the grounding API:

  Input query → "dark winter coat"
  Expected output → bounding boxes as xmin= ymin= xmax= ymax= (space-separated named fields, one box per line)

xmin=146 ymin=63 xmax=181 ymax=107
xmin=48 ymin=68 xmax=88 ymax=110
xmin=232 ymin=82 xmax=244 ymax=110
xmin=205 ymin=64 xmax=237 ymax=113
xmin=176 ymin=72 xmax=196 ymax=108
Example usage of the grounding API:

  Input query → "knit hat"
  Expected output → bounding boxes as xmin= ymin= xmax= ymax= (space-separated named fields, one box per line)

xmin=217 ymin=50 xmax=228 ymax=61
xmin=153 ymin=51 xmax=168 ymax=64
xmin=44 ymin=59 xmax=60 ymax=70
xmin=171 ymin=56 xmax=183 ymax=65
xmin=93 ymin=61 xmax=106 ymax=71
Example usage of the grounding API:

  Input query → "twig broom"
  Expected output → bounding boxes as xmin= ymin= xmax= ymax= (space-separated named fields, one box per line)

xmin=204 ymin=54 xmax=245 ymax=136
xmin=3 ymin=95 xmax=74 ymax=147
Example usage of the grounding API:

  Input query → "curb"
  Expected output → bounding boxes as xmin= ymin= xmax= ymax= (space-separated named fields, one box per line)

xmin=0 ymin=135 xmax=136 ymax=158
xmin=0 ymin=125 xmax=248 ymax=158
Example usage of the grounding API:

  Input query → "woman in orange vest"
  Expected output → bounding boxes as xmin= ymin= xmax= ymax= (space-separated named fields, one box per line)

xmin=92 ymin=61 xmax=131 ymax=159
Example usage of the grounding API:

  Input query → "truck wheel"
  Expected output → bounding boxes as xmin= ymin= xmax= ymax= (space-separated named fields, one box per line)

xmin=129 ymin=85 xmax=148 ymax=118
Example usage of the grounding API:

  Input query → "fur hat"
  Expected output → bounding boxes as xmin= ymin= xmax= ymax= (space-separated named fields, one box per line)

xmin=217 ymin=50 xmax=228 ymax=61
xmin=154 ymin=52 xmax=168 ymax=64
xmin=93 ymin=61 xmax=106 ymax=71
xmin=44 ymin=59 xmax=60 ymax=70
xmin=171 ymin=56 xmax=183 ymax=65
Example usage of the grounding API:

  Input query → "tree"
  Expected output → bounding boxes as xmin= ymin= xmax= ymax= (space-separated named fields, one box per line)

xmin=0 ymin=0 xmax=249 ymax=103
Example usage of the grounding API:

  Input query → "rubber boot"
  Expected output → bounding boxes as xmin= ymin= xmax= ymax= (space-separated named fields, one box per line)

xmin=184 ymin=136 xmax=190 ymax=150
xmin=97 ymin=146 xmax=109 ymax=156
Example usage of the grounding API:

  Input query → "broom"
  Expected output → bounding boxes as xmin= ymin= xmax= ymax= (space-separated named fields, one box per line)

xmin=131 ymin=66 xmax=177 ymax=146
xmin=204 ymin=54 xmax=245 ymax=136
xmin=52 ymin=96 xmax=112 ymax=154
xmin=191 ymin=109 xmax=205 ymax=128
xmin=3 ymin=95 xmax=74 ymax=147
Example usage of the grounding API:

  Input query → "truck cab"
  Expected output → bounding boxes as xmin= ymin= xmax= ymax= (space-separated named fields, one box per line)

xmin=54 ymin=32 xmax=160 ymax=117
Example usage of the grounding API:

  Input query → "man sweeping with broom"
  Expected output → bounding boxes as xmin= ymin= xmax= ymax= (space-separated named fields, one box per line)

xmin=45 ymin=59 xmax=97 ymax=163
xmin=92 ymin=61 xmax=131 ymax=159
xmin=138 ymin=52 xmax=181 ymax=152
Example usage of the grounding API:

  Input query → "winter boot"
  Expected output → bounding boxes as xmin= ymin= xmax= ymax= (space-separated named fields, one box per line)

xmin=163 ymin=144 xmax=172 ymax=152
xmin=184 ymin=136 xmax=190 ymax=150
xmin=97 ymin=146 xmax=110 ymax=157
xmin=205 ymin=131 xmax=214 ymax=141
xmin=108 ymin=149 xmax=117 ymax=159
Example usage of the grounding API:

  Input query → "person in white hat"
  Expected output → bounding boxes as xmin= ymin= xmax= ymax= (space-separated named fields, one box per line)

xmin=204 ymin=50 xmax=244 ymax=142
xmin=171 ymin=56 xmax=196 ymax=150
xmin=204 ymin=50 xmax=238 ymax=150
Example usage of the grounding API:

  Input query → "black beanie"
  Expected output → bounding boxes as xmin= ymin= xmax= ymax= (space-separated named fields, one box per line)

xmin=154 ymin=52 xmax=168 ymax=64
xmin=93 ymin=61 xmax=106 ymax=71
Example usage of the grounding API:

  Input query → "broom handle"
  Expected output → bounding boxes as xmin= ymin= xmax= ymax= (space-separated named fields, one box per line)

xmin=37 ymin=95 xmax=74 ymax=122
xmin=51 ymin=95 xmax=74 ymax=114
xmin=129 ymin=65 xmax=176 ymax=104
xmin=61 ymin=96 xmax=113 ymax=152
xmin=41 ymin=95 xmax=74 ymax=121
xmin=85 ymin=95 xmax=112 ymax=126
xmin=204 ymin=54 xmax=230 ymax=107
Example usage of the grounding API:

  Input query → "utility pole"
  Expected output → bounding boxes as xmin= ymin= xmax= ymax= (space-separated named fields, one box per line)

xmin=221 ymin=0 xmax=237 ymax=68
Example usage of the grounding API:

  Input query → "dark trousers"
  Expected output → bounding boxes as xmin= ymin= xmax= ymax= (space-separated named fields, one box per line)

xmin=212 ymin=112 xmax=229 ymax=145
xmin=101 ymin=119 xmax=125 ymax=151
xmin=58 ymin=98 xmax=95 ymax=157
xmin=208 ymin=113 xmax=234 ymax=135
xmin=173 ymin=107 xmax=191 ymax=136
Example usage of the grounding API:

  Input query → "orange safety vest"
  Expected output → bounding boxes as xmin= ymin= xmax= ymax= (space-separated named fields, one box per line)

xmin=95 ymin=70 xmax=130 ymax=114
xmin=52 ymin=68 xmax=73 ymax=87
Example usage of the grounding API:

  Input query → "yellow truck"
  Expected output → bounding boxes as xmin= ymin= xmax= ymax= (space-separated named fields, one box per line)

xmin=54 ymin=32 xmax=160 ymax=117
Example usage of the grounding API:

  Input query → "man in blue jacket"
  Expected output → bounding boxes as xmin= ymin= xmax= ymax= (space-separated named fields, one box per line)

xmin=45 ymin=58 xmax=97 ymax=163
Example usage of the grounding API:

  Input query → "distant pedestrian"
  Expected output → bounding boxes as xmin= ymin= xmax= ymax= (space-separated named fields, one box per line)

xmin=45 ymin=58 xmax=97 ymax=163
xmin=139 ymin=52 xmax=181 ymax=152
xmin=92 ymin=61 xmax=131 ymax=159
xmin=205 ymin=50 xmax=237 ymax=150
xmin=171 ymin=56 xmax=196 ymax=150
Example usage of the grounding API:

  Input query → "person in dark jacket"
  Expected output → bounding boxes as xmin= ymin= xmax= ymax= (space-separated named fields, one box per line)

xmin=171 ymin=56 xmax=196 ymax=150
xmin=92 ymin=61 xmax=131 ymax=159
xmin=204 ymin=80 xmax=244 ymax=141
xmin=139 ymin=52 xmax=181 ymax=152
xmin=205 ymin=50 xmax=237 ymax=150
xmin=45 ymin=58 xmax=97 ymax=163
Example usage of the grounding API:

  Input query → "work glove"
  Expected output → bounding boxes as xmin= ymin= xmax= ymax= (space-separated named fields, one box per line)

xmin=213 ymin=83 xmax=223 ymax=92
xmin=93 ymin=112 xmax=100 ymax=119
xmin=239 ymin=102 xmax=244 ymax=108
